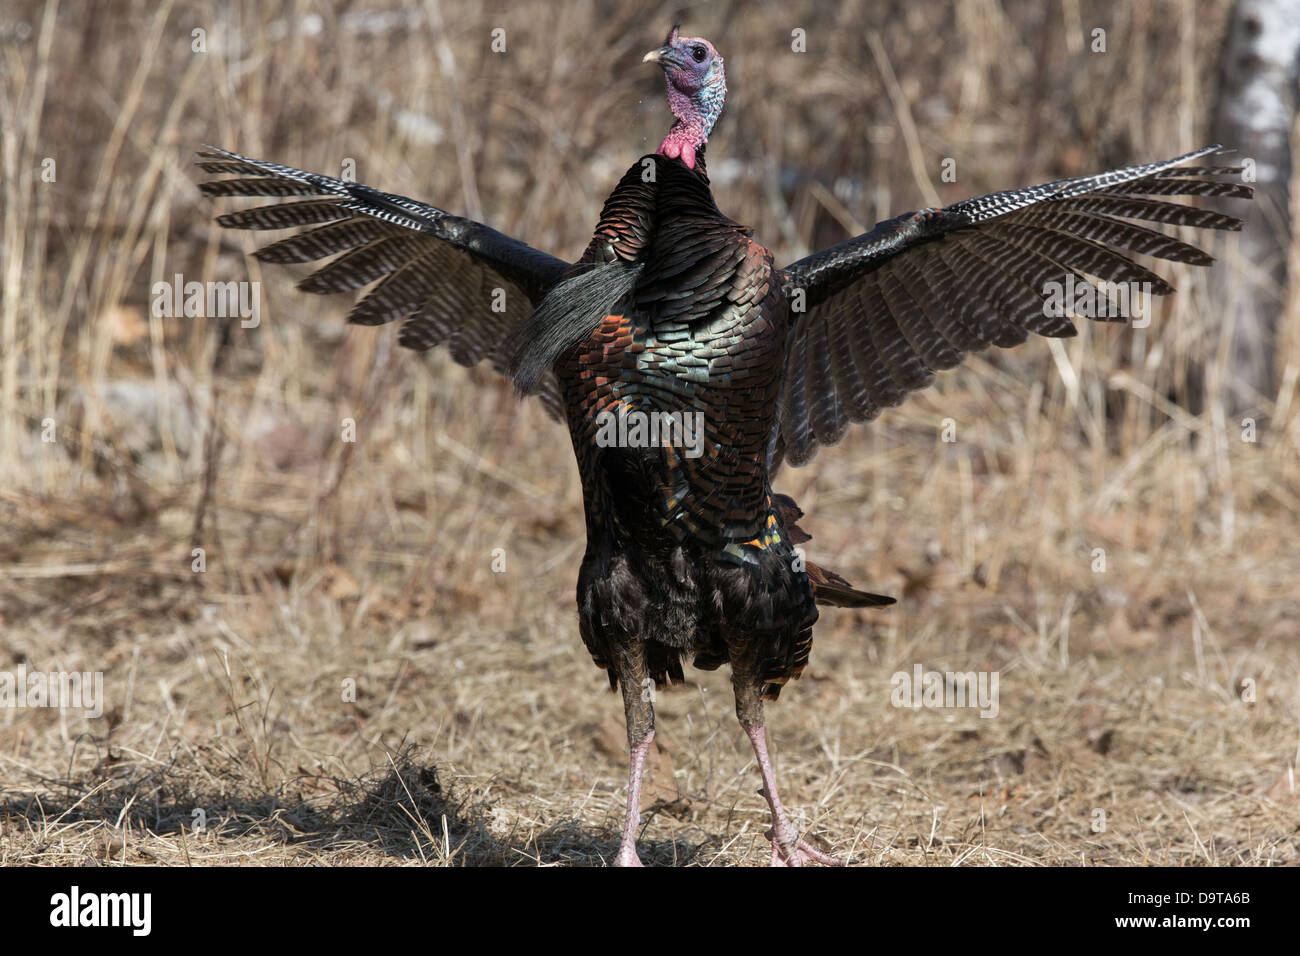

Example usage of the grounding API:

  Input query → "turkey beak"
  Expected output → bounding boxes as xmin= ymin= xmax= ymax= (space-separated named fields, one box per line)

xmin=642 ymin=47 xmax=669 ymax=64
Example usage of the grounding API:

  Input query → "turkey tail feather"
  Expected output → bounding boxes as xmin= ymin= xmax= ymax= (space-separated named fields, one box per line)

xmin=806 ymin=561 xmax=896 ymax=608
xmin=769 ymin=492 xmax=895 ymax=608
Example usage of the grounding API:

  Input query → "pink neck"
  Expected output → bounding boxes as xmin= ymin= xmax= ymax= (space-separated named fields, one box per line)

xmin=657 ymin=122 xmax=705 ymax=169
xmin=656 ymin=82 xmax=706 ymax=169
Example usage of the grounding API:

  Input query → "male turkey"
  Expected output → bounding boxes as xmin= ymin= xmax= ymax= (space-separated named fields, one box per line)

xmin=200 ymin=26 xmax=1249 ymax=866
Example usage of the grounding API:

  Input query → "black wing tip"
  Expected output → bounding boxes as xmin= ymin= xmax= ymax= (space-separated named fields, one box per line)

xmin=1169 ymin=143 xmax=1229 ymax=165
xmin=297 ymin=275 xmax=340 ymax=295
xmin=197 ymin=144 xmax=240 ymax=163
xmin=346 ymin=313 xmax=390 ymax=327
xmin=835 ymin=590 xmax=897 ymax=609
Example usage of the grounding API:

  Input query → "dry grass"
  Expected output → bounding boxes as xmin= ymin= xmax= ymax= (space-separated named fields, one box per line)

xmin=1 ymin=0 xmax=1298 ymax=866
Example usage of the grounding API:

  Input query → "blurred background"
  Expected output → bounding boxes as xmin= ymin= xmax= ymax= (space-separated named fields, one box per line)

xmin=1 ymin=0 xmax=1297 ymax=866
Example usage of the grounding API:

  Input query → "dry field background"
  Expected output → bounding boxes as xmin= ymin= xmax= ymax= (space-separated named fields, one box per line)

xmin=1 ymin=0 xmax=1298 ymax=866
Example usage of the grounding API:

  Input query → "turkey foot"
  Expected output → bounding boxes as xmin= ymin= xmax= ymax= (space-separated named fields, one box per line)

xmin=745 ymin=724 xmax=851 ymax=867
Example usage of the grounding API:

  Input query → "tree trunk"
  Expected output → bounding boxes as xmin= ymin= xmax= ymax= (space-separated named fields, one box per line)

xmin=1206 ymin=0 xmax=1299 ymax=417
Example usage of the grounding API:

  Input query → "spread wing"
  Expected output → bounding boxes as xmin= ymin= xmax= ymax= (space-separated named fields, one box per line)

xmin=772 ymin=145 xmax=1251 ymax=468
xmin=198 ymin=146 xmax=571 ymax=417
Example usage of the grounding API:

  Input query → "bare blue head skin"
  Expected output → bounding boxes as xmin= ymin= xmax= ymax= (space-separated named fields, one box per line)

xmin=643 ymin=26 xmax=726 ymax=169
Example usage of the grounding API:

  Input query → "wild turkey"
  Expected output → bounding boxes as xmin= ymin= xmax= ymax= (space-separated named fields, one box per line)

xmin=200 ymin=26 xmax=1250 ymax=866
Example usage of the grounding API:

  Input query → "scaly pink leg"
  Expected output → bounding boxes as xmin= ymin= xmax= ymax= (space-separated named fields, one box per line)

xmin=744 ymin=724 xmax=849 ymax=867
xmin=613 ymin=732 xmax=654 ymax=867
